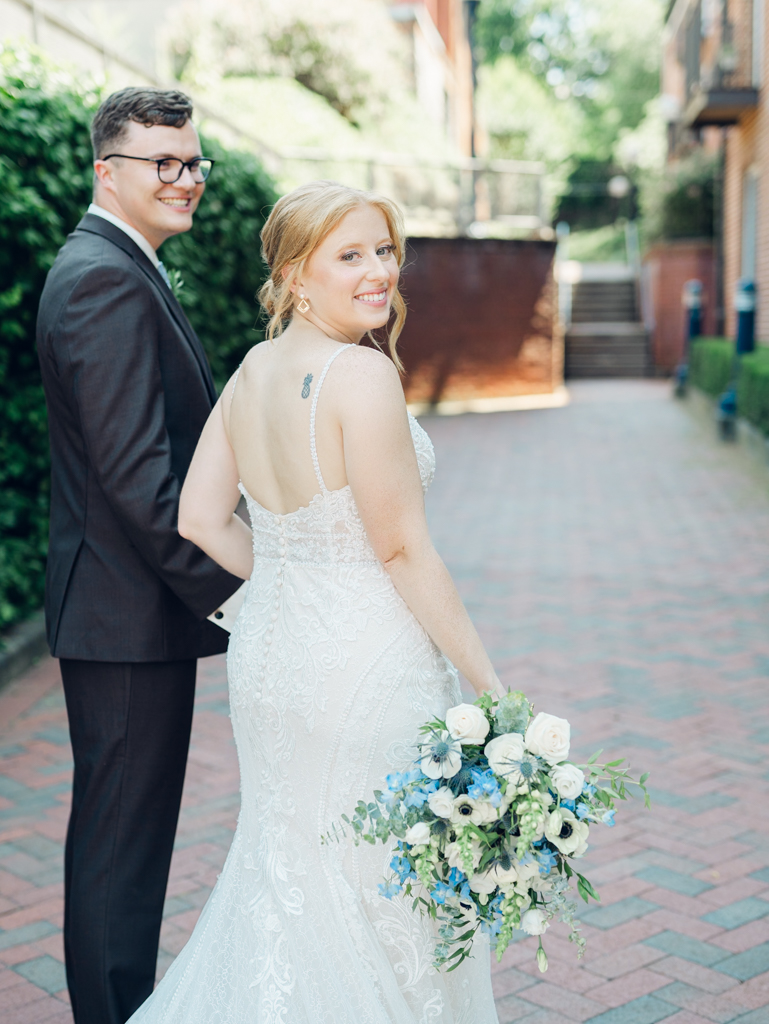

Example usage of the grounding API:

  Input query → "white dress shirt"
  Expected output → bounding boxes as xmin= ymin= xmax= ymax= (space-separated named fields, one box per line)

xmin=87 ymin=204 xmax=249 ymax=632
xmin=87 ymin=203 xmax=160 ymax=268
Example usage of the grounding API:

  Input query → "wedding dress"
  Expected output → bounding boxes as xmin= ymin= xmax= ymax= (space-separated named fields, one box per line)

xmin=129 ymin=345 xmax=500 ymax=1024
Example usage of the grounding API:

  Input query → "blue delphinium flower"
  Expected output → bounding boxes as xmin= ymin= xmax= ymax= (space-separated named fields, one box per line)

xmin=583 ymin=783 xmax=597 ymax=798
xmin=575 ymin=802 xmax=590 ymax=820
xmin=431 ymin=882 xmax=453 ymax=905
xmin=448 ymin=866 xmax=466 ymax=888
xmin=468 ymin=768 xmax=502 ymax=807
xmin=386 ymin=772 xmax=406 ymax=792
xmin=379 ymin=880 xmax=402 ymax=899
xmin=480 ymin=916 xmax=503 ymax=937
xmin=601 ymin=809 xmax=616 ymax=827
xmin=404 ymin=779 xmax=439 ymax=808
xmin=390 ymin=855 xmax=415 ymax=883
xmin=561 ymin=799 xmax=576 ymax=812
xmin=533 ymin=844 xmax=558 ymax=874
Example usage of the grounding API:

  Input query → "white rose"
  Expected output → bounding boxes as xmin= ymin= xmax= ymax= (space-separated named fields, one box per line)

xmin=484 ymin=862 xmax=520 ymax=892
xmin=404 ymin=821 xmax=431 ymax=847
xmin=544 ymin=808 xmax=589 ymax=857
xmin=469 ymin=870 xmax=500 ymax=896
xmin=484 ymin=733 xmax=525 ymax=777
xmin=520 ymin=908 xmax=549 ymax=936
xmin=551 ymin=763 xmax=585 ymax=800
xmin=445 ymin=703 xmax=490 ymax=745
xmin=427 ymin=786 xmax=455 ymax=818
xmin=525 ymin=712 xmax=570 ymax=765
xmin=531 ymin=874 xmax=556 ymax=893
xmin=446 ymin=839 xmax=482 ymax=871
xmin=514 ymin=861 xmax=540 ymax=889
xmin=474 ymin=801 xmax=499 ymax=826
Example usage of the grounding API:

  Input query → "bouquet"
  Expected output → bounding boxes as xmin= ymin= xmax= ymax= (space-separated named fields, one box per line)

xmin=324 ymin=690 xmax=649 ymax=973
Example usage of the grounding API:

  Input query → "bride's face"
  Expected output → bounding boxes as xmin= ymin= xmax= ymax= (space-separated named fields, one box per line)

xmin=295 ymin=204 xmax=399 ymax=342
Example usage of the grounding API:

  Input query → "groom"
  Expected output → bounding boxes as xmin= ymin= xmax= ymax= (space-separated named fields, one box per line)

xmin=36 ymin=88 xmax=246 ymax=1024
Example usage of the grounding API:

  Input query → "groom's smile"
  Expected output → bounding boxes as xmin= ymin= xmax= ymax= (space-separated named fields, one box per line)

xmin=93 ymin=119 xmax=207 ymax=251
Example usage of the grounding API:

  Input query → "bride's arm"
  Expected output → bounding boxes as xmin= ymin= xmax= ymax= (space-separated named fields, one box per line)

xmin=178 ymin=385 xmax=254 ymax=580
xmin=336 ymin=349 xmax=503 ymax=700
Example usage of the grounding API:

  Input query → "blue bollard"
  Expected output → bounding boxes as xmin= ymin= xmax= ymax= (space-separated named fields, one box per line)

xmin=734 ymin=279 xmax=756 ymax=355
xmin=674 ymin=279 xmax=703 ymax=397
xmin=718 ymin=279 xmax=756 ymax=440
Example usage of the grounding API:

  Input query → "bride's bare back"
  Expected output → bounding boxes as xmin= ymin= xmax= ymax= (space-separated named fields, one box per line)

xmin=227 ymin=336 xmax=351 ymax=516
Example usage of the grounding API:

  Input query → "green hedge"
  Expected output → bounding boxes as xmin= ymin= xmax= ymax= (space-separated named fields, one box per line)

xmin=690 ymin=336 xmax=769 ymax=436
xmin=738 ymin=346 xmax=769 ymax=436
xmin=162 ymin=137 xmax=277 ymax=386
xmin=689 ymin=337 xmax=733 ymax=397
xmin=0 ymin=44 xmax=276 ymax=632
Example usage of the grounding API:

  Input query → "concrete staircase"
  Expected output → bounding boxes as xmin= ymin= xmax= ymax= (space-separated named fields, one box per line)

xmin=564 ymin=269 xmax=650 ymax=378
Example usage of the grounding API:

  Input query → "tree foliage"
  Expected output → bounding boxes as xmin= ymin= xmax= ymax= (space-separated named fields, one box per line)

xmin=0 ymin=44 xmax=276 ymax=632
xmin=165 ymin=0 xmax=405 ymax=129
xmin=475 ymin=0 xmax=663 ymax=161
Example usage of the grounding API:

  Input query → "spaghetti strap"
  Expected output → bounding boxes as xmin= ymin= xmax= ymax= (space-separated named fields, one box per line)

xmin=230 ymin=364 xmax=242 ymax=398
xmin=310 ymin=345 xmax=352 ymax=492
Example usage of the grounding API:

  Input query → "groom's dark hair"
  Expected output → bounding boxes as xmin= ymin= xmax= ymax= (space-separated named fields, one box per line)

xmin=91 ymin=87 xmax=194 ymax=159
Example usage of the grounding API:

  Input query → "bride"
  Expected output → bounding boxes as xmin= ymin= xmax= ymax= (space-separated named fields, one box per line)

xmin=129 ymin=180 xmax=503 ymax=1023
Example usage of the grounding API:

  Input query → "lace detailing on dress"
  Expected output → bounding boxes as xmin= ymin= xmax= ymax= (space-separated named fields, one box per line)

xmin=127 ymin=348 xmax=498 ymax=1024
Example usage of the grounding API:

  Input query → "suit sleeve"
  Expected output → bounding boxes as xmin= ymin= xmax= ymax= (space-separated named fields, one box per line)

xmin=57 ymin=262 xmax=242 ymax=619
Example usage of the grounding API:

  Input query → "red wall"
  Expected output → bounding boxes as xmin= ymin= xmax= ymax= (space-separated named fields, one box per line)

xmin=394 ymin=237 xmax=558 ymax=404
xmin=643 ymin=241 xmax=717 ymax=373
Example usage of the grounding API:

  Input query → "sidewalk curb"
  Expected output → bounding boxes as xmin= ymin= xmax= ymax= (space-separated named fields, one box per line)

xmin=0 ymin=610 xmax=49 ymax=692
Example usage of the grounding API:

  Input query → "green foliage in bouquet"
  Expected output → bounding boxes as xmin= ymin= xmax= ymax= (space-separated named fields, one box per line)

xmin=324 ymin=691 xmax=649 ymax=973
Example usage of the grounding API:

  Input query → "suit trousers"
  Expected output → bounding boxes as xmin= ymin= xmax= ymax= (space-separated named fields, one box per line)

xmin=60 ymin=658 xmax=197 ymax=1024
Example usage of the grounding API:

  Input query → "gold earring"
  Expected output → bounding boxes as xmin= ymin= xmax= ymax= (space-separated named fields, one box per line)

xmin=297 ymin=294 xmax=310 ymax=313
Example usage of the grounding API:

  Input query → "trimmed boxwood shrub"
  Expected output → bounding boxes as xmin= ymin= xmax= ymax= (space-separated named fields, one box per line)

xmin=689 ymin=337 xmax=733 ymax=397
xmin=0 ymin=48 xmax=95 ymax=632
xmin=738 ymin=346 xmax=769 ymax=436
xmin=162 ymin=137 xmax=277 ymax=387
xmin=0 ymin=44 xmax=276 ymax=632
xmin=690 ymin=336 xmax=769 ymax=436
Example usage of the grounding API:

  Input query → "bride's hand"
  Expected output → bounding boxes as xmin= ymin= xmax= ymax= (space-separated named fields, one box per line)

xmin=477 ymin=675 xmax=506 ymax=703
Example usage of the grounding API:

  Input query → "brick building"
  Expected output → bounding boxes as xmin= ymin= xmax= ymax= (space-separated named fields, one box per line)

xmin=388 ymin=0 xmax=477 ymax=157
xmin=662 ymin=0 xmax=766 ymax=341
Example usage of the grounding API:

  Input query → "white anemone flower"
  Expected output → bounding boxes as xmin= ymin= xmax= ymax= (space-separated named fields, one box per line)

xmin=544 ymin=807 xmax=589 ymax=857
xmin=419 ymin=731 xmax=462 ymax=780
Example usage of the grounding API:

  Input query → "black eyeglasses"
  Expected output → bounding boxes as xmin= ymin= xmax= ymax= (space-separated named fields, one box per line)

xmin=102 ymin=154 xmax=215 ymax=184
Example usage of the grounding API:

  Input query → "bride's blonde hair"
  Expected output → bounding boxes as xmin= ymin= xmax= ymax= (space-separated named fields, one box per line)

xmin=258 ymin=180 xmax=407 ymax=372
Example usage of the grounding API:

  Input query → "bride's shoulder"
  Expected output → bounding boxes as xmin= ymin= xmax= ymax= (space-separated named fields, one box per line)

xmin=336 ymin=344 xmax=401 ymax=390
xmin=332 ymin=346 xmax=406 ymax=426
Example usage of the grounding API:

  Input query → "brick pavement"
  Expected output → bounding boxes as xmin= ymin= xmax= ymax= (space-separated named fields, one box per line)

xmin=1 ymin=380 xmax=768 ymax=1023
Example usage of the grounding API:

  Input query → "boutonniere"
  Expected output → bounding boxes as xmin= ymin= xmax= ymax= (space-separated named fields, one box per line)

xmin=166 ymin=268 xmax=185 ymax=300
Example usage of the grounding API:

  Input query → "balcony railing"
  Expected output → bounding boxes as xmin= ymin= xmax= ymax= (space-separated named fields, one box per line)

xmin=676 ymin=0 xmax=758 ymax=127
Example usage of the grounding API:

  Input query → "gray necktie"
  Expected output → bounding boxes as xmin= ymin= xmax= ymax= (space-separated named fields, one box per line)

xmin=157 ymin=262 xmax=172 ymax=289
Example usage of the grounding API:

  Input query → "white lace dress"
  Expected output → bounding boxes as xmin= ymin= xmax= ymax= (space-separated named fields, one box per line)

xmin=129 ymin=346 xmax=500 ymax=1024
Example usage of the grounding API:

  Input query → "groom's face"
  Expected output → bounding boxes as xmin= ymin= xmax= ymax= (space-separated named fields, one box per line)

xmin=93 ymin=120 xmax=205 ymax=249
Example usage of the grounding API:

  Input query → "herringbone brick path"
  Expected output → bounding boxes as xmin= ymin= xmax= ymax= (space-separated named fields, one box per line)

xmin=1 ymin=381 xmax=768 ymax=1022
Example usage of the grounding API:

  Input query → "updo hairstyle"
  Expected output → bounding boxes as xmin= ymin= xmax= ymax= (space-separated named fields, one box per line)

xmin=258 ymin=180 xmax=407 ymax=371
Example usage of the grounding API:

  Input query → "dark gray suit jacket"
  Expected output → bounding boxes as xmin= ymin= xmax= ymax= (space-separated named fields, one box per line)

xmin=36 ymin=213 xmax=242 ymax=661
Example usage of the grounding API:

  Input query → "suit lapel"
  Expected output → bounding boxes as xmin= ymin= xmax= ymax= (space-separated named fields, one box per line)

xmin=75 ymin=215 xmax=218 ymax=404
